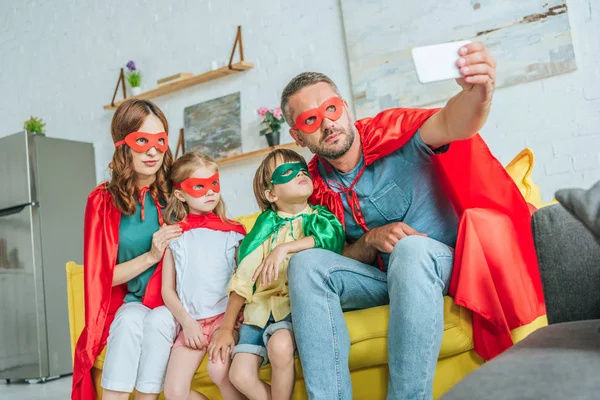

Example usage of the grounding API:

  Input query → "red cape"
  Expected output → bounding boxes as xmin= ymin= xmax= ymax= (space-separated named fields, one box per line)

xmin=309 ymin=108 xmax=545 ymax=360
xmin=72 ymin=194 xmax=247 ymax=400
xmin=72 ymin=184 xmax=166 ymax=400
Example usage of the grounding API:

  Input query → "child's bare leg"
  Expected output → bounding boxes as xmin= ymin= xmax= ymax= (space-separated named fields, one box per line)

xmin=267 ymin=330 xmax=296 ymax=400
xmin=134 ymin=392 xmax=160 ymax=400
xmin=229 ymin=353 xmax=270 ymax=400
xmin=163 ymin=346 xmax=208 ymax=400
xmin=102 ymin=390 xmax=129 ymax=400
xmin=207 ymin=356 xmax=245 ymax=400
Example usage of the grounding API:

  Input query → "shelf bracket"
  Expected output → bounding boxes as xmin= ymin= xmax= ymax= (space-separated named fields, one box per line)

xmin=110 ymin=68 xmax=127 ymax=107
xmin=228 ymin=26 xmax=245 ymax=71
xmin=175 ymin=128 xmax=185 ymax=159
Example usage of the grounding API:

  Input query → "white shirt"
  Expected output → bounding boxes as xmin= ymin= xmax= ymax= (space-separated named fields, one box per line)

xmin=169 ymin=227 xmax=244 ymax=319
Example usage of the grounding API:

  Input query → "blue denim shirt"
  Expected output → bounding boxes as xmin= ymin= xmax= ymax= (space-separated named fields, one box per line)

xmin=317 ymin=131 xmax=458 ymax=269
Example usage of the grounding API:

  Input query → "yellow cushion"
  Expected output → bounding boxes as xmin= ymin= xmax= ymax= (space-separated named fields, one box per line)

xmin=504 ymin=148 xmax=557 ymax=209
xmin=89 ymin=298 xmax=473 ymax=370
xmin=235 ymin=211 xmax=261 ymax=232
xmin=66 ymin=261 xmax=85 ymax=362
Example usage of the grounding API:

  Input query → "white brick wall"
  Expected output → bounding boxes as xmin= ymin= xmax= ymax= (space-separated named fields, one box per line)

xmin=0 ymin=0 xmax=351 ymax=217
xmin=1 ymin=0 xmax=598 ymax=217
xmin=431 ymin=0 xmax=600 ymax=201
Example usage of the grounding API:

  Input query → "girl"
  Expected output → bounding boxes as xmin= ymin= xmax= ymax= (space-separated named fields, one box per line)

xmin=209 ymin=149 xmax=345 ymax=400
xmin=161 ymin=152 xmax=247 ymax=400
xmin=72 ymin=99 xmax=182 ymax=400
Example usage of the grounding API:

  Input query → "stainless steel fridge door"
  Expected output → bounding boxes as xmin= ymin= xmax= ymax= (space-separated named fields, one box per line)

xmin=33 ymin=135 xmax=95 ymax=376
xmin=0 ymin=203 xmax=47 ymax=379
xmin=0 ymin=132 xmax=35 ymax=210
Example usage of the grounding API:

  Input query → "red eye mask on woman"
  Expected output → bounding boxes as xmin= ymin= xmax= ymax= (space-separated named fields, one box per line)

xmin=173 ymin=173 xmax=221 ymax=198
xmin=114 ymin=131 xmax=169 ymax=153
xmin=292 ymin=97 xmax=345 ymax=133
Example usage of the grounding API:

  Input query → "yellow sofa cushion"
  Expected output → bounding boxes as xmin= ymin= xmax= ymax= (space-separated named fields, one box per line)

xmin=89 ymin=297 xmax=474 ymax=372
xmin=71 ymin=228 xmax=481 ymax=382
xmin=504 ymin=148 xmax=557 ymax=209
xmin=235 ymin=211 xmax=261 ymax=232
xmin=68 ymin=253 xmax=543 ymax=400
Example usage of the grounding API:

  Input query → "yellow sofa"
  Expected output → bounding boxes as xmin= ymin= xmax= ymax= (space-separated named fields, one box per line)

xmin=66 ymin=148 xmax=549 ymax=399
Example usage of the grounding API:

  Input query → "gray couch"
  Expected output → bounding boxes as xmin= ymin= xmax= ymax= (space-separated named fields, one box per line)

xmin=442 ymin=204 xmax=600 ymax=399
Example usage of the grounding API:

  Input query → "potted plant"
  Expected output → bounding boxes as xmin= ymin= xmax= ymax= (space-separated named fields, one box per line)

xmin=126 ymin=60 xmax=142 ymax=96
xmin=23 ymin=116 xmax=46 ymax=136
xmin=257 ymin=106 xmax=284 ymax=147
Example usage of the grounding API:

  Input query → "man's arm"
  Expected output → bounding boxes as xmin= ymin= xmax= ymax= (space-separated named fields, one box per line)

xmin=420 ymin=42 xmax=496 ymax=149
xmin=342 ymin=222 xmax=427 ymax=264
xmin=342 ymin=235 xmax=378 ymax=265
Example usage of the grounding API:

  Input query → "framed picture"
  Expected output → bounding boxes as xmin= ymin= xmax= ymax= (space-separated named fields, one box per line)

xmin=340 ymin=0 xmax=576 ymax=116
xmin=183 ymin=92 xmax=242 ymax=159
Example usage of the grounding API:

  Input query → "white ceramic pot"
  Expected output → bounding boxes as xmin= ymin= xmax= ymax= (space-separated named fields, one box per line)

xmin=131 ymin=86 xmax=142 ymax=96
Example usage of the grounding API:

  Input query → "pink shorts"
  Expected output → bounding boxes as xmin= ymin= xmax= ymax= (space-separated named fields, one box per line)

xmin=173 ymin=313 xmax=225 ymax=349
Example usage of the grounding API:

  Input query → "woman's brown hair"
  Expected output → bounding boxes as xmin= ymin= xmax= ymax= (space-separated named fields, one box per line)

xmin=164 ymin=151 xmax=231 ymax=224
xmin=107 ymin=99 xmax=173 ymax=215
xmin=253 ymin=149 xmax=308 ymax=211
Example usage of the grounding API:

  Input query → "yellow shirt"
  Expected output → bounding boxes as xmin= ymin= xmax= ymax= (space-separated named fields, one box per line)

xmin=228 ymin=205 xmax=314 ymax=328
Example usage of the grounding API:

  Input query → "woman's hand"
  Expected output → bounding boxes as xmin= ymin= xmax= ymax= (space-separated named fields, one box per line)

xmin=182 ymin=319 xmax=207 ymax=350
xmin=149 ymin=224 xmax=183 ymax=263
xmin=208 ymin=328 xmax=235 ymax=364
xmin=252 ymin=243 xmax=289 ymax=287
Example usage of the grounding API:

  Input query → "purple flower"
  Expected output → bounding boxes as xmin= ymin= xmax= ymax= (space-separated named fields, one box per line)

xmin=126 ymin=60 xmax=136 ymax=71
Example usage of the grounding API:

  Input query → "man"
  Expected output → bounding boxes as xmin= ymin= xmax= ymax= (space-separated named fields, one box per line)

xmin=281 ymin=42 xmax=544 ymax=399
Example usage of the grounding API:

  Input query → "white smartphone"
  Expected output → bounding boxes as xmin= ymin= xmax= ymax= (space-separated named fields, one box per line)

xmin=411 ymin=40 xmax=471 ymax=84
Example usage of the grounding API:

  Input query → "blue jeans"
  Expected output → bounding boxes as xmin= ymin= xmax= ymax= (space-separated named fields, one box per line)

xmin=288 ymin=236 xmax=454 ymax=400
xmin=232 ymin=313 xmax=293 ymax=366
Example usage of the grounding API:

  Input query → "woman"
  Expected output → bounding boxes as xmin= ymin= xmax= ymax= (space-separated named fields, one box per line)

xmin=72 ymin=99 xmax=182 ymax=400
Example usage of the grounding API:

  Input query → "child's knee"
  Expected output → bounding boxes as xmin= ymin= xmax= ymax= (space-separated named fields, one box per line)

xmin=207 ymin=360 xmax=230 ymax=386
xmin=267 ymin=330 xmax=295 ymax=367
xmin=163 ymin=381 xmax=189 ymax=400
xmin=229 ymin=358 xmax=249 ymax=387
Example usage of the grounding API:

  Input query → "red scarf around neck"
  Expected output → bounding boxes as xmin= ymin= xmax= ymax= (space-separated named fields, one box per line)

xmin=179 ymin=212 xmax=247 ymax=235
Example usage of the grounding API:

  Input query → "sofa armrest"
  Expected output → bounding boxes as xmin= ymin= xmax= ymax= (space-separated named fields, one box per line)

xmin=66 ymin=261 xmax=85 ymax=364
xmin=532 ymin=204 xmax=600 ymax=324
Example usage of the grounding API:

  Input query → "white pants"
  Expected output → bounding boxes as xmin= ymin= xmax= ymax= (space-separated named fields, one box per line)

xmin=101 ymin=303 xmax=177 ymax=394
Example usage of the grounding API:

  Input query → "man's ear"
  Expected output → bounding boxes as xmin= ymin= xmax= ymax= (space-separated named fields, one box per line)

xmin=265 ymin=188 xmax=278 ymax=204
xmin=289 ymin=128 xmax=306 ymax=147
xmin=174 ymin=189 xmax=187 ymax=203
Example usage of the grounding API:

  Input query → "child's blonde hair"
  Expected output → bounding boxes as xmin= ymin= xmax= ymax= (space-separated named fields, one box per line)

xmin=253 ymin=149 xmax=308 ymax=211
xmin=165 ymin=151 xmax=228 ymax=224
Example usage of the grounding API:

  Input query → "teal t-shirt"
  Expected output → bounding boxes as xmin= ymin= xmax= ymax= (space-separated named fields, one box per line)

xmin=118 ymin=191 xmax=160 ymax=303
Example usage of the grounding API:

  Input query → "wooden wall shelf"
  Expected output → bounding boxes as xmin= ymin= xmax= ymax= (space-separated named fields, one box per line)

xmin=104 ymin=61 xmax=254 ymax=110
xmin=216 ymin=142 xmax=299 ymax=166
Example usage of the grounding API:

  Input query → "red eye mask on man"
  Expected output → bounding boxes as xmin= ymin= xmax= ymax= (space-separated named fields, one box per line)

xmin=114 ymin=131 xmax=169 ymax=153
xmin=292 ymin=96 xmax=345 ymax=133
xmin=173 ymin=173 xmax=221 ymax=198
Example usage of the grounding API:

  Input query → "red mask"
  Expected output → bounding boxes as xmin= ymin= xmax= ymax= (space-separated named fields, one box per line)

xmin=174 ymin=173 xmax=221 ymax=198
xmin=292 ymin=97 xmax=344 ymax=133
xmin=114 ymin=131 xmax=169 ymax=153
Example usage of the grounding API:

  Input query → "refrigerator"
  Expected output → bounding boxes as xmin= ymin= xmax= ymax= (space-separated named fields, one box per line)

xmin=0 ymin=131 xmax=96 ymax=381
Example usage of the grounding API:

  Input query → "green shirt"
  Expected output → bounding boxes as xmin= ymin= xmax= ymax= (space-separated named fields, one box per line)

xmin=118 ymin=191 xmax=160 ymax=303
